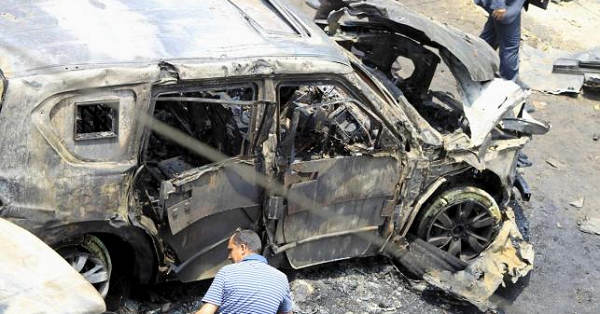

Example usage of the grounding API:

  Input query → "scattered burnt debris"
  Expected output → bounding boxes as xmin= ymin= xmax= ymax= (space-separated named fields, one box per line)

xmin=578 ymin=216 xmax=600 ymax=236
xmin=553 ymin=47 xmax=600 ymax=91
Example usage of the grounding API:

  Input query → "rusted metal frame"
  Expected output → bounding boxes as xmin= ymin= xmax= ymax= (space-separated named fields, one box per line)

xmin=145 ymin=81 xmax=266 ymax=164
xmin=272 ymin=225 xmax=380 ymax=254
xmin=377 ymin=155 xmax=409 ymax=254
xmin=260 ymin=78 xmax=281 ymax=252
xmin=344 ymin=59 xmax=423 ymax=154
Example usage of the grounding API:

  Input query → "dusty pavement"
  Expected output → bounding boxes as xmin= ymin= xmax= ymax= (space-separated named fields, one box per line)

xmin=113 ymin=1 xmax=600 ymax=314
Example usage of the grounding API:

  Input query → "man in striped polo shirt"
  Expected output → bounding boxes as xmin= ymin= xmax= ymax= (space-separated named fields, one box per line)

xmin=194 ymin=229 xmax=293 ymax=314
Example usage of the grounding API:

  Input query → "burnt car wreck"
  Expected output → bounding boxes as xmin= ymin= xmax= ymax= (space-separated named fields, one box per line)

xmin=0 ymin=0 xmax=547 ymax=311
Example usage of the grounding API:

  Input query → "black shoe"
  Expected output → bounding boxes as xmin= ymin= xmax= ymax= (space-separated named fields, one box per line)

xmin=517 ymin=151 xmax=532 ymax=168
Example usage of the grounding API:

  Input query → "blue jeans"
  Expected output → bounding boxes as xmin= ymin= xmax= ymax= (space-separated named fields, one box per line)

xmin=480 ymin=13 xmax=521 ymax=81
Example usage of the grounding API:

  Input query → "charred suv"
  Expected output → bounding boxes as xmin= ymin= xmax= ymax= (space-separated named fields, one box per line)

xmin=0 ymin=0 xmax=546 ymax=306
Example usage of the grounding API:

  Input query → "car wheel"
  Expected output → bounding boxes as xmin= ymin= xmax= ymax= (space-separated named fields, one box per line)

xmin=416 ymin=186 xmax=502 ymax=262
xmin=56 ymin=235 xmax=112 ymax=298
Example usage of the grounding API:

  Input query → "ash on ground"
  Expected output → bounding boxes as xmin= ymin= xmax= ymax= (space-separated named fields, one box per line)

xmin=287 ymin=256 xmax=476 ymax=314
xmin=115 ymin=256 xmax=481 ymax=314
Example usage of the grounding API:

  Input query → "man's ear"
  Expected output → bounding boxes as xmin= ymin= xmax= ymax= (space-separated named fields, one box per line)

xmin=239 ymin=243 xmax=248 ymax=252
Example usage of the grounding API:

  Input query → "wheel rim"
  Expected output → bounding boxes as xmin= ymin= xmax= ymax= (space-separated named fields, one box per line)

xmin=425 ymin=200 xmax=498 ymax=261
xmin=62 ymin=250 xmax=110 ymax=297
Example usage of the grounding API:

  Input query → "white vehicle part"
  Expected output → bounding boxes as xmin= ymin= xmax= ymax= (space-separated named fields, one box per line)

xmin=461 ymin=79 xmax=526 ymax=147
xmin=0 ymin=218 xmax=106 ymax=314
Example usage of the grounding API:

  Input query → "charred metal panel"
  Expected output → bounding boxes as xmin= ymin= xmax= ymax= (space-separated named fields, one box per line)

xmin=351 ymin=33 xmax=440 ymax=103
xmin=320 ymin=0 xmax=499 ymax=81
xmin=162 ymin=206 xmax=261 ymax=282
xmin=0 ymin=0 xmax=345 ymax=78
xmin=161 ymin=161 xmax=261 ymax=235
xmin=283 ymin=155 xmax=401 ymax=268
xmin=284 ymin=232 xmax=375 ymax=269
xmin=285 ymin=198 xmax=388 ymax=242
xmin=46 ymin=90 xmax=136 ymax=162
xmin=285 ymin=156 xmax=400 ymax=215
xmin=267 ymin=195 xmax=285 ymax=220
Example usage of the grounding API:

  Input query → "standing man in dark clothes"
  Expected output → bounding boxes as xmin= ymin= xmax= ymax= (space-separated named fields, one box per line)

xmin=475 ymin=0 xmax=528 ymax=81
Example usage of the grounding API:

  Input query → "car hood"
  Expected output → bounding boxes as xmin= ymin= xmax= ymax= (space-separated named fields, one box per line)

xmin=316 ymin=0 xmax=499 ymax=82
xmin=0 ymin=218 xmax=106 ymax=314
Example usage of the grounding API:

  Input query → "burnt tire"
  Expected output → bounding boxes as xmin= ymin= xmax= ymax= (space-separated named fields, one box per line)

xmin=415 ymin=186 xmax=502 ymax=262
xmin=56 ymin=235 xmax=112 ymax=298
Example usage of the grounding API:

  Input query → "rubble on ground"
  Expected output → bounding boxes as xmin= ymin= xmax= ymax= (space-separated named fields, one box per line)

xmin=288 ymin=257 xmax=477 ymax=314
xmin=578 ymin=216 xmax=600 ymax=235
xmin=112 ymin=258 xmax=478 ymax=314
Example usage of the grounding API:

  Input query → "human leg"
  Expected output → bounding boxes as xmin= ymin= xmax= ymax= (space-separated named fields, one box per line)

xmin=480 ymin=16 xmax=499 ymax=50
xmin=496 ymin=13 xmax=521 ymax=81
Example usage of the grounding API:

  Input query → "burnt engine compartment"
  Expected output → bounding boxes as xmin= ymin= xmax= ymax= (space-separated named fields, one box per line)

xmin=278 ymin=84 xmax=382 ymax=161
xmin=338 ymin=31 xmax=468 ymax=135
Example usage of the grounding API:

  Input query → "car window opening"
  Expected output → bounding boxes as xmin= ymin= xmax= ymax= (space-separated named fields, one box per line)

xmin=278 ymin=84 xmax=381 ymax=162
xmin=145 ymin=86 xmax=255 ymax=177
xmin=135 ymin=85 xmax=257 ymax=229
xmin=75 ymin=101 xmax=118 ymax=141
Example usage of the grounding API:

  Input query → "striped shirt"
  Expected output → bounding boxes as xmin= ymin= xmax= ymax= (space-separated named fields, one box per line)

xmin=202 ymin=254 xmax=293 ymax=314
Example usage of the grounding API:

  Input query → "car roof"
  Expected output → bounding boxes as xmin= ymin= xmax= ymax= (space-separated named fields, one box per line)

xmin=0 ymin=0 xmax=349 ymax=78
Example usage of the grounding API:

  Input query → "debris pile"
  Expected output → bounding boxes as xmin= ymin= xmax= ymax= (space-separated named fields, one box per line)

xmin=553 ymin=47 xmax=600 ymax=91
xmin=288 ymin=257 xmax=476 ymax=314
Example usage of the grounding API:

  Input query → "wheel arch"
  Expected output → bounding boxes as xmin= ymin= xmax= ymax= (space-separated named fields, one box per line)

xmin=436 ymin=169 xmax=506 ymax=205
xmin=40 ymin=221 xmax=159 ymax=285
xmin=401 ymin=168 xmax=507 ymax=236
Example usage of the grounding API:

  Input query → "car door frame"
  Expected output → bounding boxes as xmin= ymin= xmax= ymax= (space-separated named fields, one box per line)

xmin=265 ymin=74 xmax=406 ymax=269
xmin=137 ymin=79 xmax=271 ymax=282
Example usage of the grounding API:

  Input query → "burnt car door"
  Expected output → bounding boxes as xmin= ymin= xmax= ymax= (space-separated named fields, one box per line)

xmin=137 ymin=83 xmax=266 ymax=281
xmin=272 ymin=80 xmax=403 ymax=268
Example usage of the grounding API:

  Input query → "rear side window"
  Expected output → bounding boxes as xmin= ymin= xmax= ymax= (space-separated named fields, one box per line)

xmin=75 ymin=101 xmax=119 ymax=141
xmin=147 ymin=84 xmax=258 ymax=170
